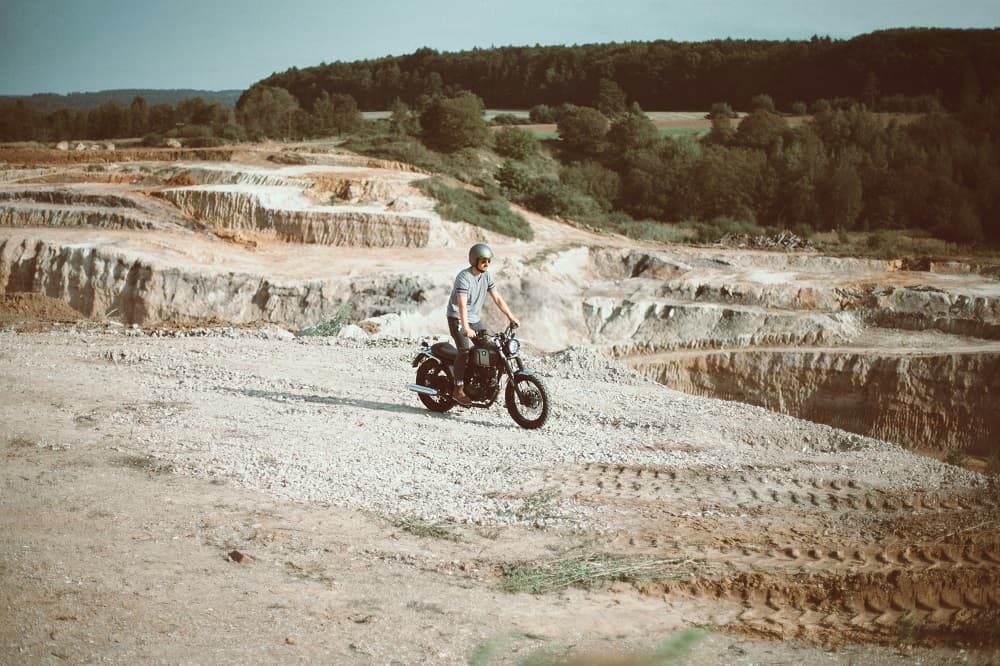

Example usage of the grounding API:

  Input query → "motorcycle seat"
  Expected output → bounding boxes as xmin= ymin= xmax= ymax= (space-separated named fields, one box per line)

xmin=431 ymin=341 xmax=458 ymax=362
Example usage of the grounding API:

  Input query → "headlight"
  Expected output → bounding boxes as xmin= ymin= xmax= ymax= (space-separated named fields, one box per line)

xmin=505 ymin=338 xmax=520 ymax=356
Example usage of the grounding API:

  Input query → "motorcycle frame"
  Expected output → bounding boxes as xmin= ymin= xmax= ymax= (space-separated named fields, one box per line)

xmin=410 ymin=327 xmax=535 ymax=404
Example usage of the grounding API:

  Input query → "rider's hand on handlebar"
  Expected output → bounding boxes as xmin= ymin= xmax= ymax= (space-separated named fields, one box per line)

xmin=464 ymin=325 xmax=476 ymax=338
xmin=508 ymin=316 xmax=520 ymax=328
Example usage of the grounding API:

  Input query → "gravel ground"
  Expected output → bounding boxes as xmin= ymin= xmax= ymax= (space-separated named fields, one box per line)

xmin=3 ymin=324 xmax=998 ymax=664
xmin=5 ymin=324 xmax=981 ymax=527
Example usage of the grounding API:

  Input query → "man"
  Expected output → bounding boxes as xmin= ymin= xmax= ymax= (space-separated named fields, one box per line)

xmin=446 ymin=243 xmax=520 ymax=406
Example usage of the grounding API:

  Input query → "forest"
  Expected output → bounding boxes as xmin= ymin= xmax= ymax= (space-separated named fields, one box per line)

xmin=0 ymin=89 xmax=242 ymax=113
xmin=1 ymin=28 xmax=998 ymax=247
xmin=253 ymin=28 xmax=999 ymax=113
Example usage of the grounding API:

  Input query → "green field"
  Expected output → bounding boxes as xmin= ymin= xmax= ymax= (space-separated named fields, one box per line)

xmin=524 ymin=127 xmax=708 ymax=139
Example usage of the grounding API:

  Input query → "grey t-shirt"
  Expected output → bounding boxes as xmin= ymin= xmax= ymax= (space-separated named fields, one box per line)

xmin=446 ymin=267 xmax=495 ymax=322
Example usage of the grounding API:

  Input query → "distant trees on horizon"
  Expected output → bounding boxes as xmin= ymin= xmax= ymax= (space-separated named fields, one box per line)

xmin=2 ymin=28 xmax=999 ymax=248
xmin=255 ymin=28 xmax=999 ymax=113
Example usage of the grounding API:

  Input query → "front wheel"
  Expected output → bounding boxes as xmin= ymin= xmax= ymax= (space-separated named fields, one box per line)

xmin=416 ymin=360 xmax=454 ymax=413
xmin=505 ymin=374 xmax=550 ymax=429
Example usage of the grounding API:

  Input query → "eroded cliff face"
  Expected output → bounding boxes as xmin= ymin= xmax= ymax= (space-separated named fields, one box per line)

xmin=0 ymin=237 xmax=433 ymax=328
xmin=583 ymin=298 xmax=863 ymax=352
xmin=159 ymin=186 xmax=443 ymax=247
xmin=0 ymin=185 xmax=201 ymax=232
xmin=0 ymin=156 xmax=451 ymax=248
xmin=631 ymin=348 xmax=1000 ymax=456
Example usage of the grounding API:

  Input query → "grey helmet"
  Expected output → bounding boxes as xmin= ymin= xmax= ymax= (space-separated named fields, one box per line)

xmin=468 ymin=243 xmax=494 ymax=266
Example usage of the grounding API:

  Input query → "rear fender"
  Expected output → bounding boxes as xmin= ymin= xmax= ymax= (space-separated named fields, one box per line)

xmin=411 ymin=348 xmax=436 ymax=368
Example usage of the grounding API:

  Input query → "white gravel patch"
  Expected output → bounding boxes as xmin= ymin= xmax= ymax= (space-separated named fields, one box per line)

xmin=3 ymin=327 xmax=984 ymax=528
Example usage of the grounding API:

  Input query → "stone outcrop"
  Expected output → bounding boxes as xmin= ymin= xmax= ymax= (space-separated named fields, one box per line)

xmin=160 ymin=166 xmax=306 ymax=188
xmin=631 ymin=348 xmax=1000 ymax=456
xmin=0 ymin=147 xmax=234 ymax=164
xmin=158 ymin=186 xmax=443 ymax=247
xmin=586 ymin=298 xmax=862 ymax=353
xmin=0 ymin=186 xmax=202 ymax=232
xmin=587 ymin=247 xmax=1000 ymax=340
xmin=865 ymin=285 xmax=1000 ymax=339
xmin=0 ymin=236 xmax=436 ymax=328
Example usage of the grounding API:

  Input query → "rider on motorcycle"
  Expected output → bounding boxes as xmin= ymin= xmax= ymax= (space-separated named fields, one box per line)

xmin=446 ymin=243 xmax=520 ymax=406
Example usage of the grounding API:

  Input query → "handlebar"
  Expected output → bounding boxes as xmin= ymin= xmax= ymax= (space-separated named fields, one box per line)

xmin=471 ymin=323 xmax=518 ymax=338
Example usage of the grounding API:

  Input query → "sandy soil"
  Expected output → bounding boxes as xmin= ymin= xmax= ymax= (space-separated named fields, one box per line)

xmin=1 ymin=319 xmax=997 ymax=665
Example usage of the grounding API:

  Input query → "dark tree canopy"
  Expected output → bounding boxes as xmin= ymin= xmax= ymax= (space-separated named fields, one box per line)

xmin=419 ymin=92 xmax=488 ymax=152
xmin=254 ymin=29 xmax=1000 ymax=112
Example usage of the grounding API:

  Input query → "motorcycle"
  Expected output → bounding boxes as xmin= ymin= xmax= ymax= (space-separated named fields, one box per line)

xmin=406 ymin=324 xmax=550 ymax=429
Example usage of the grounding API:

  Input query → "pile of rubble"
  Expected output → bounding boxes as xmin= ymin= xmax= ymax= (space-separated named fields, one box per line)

xmin=719 ymin=230 xmax=815 ymax=251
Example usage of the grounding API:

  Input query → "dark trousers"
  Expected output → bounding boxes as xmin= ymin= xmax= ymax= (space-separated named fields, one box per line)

xmin=447 ymin=318 xmax=485 ymax=386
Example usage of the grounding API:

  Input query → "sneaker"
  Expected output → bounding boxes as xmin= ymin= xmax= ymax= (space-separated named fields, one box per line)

xmin=452 ymin=386 xmax=472 ymax=406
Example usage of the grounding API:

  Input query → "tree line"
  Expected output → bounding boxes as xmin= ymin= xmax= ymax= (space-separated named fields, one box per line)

xmin=530 ymin=99 xmax=1000 ymax=246
xmin=0 ymin=89 xmax=242 ymax=114
xmin=0 ymin=87 xmax=363 ymax=145
xmin=0 ymin=95 xmax=242 ymax=145
xmin=254 ymin=28 xmax=999 ymax=113
xmin=350 ymin=90 xmax=1000 ymax=247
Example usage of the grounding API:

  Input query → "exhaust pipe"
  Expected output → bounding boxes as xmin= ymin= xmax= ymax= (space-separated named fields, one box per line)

xmin=406 ymin=384 xmax=438 ymax=396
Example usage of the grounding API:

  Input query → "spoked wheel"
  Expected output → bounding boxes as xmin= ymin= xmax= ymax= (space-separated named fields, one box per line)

xmin=415 ymin=360 xmax=454 ymax=413
xmin=505 ymin=374 xmax=550 ymax=429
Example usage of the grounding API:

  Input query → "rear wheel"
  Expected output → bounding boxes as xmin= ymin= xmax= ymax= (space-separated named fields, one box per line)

xmin=416 ymin=360 xmax=454 ymax=413
xmin=505 ymin=374 xmax=549 ymax=429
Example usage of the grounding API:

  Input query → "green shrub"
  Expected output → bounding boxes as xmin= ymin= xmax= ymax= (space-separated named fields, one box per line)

xmin=810 ymin=99 xmax=832 ymax=114
xmin=497 ymin=160 xmax=613 ymax=222
xmin=749 ymin=93 xmax=776 ymax=113
xmin=185 ymin=135 xmax=227 ymax=147
xmin=866 ymin=229 xmax=891 ymax=251
xmin=528 ymin=104 xmax=557 ymax=123
xmin=608 ymin=218 xmax=696 ymax=244
xmin=490 ymin=113 xmax=530 ymax=126
xmin=415 ymin=177 xmax=533 ymax=241
xmin=521 ymin=177 xmax=597 ymax=219
xmin=559 ymin=160 xmax=620 ymax=211
xmin=220 ymin=123 xmax=247 ymax=142
xmin=420 ymin=92 xmax=489 ymax=153
xmin=493 ymin=126 xmax=539 ymax=160
xmin=175 ymin=123 xmax=214 ymax=139
xmin=556 ymin=106 xmax=608 ymax=156
xmin=496 ymin=160 xmax=534 ymax=196
xmin=945 ymin=448 xmax=965 ymax=466
xmin=693 ymin=217 xmax=764 ymax=243
xmin=792 ymin=222 xmax=814 ymax=239
xmin=343 ymin=134 xmax=446 ymax=173
xmin=311 ymin=299 xmax=354 ymax=336
xmin=499 ymin=553 xmax=688 ymax=594
xmin=708 ymin=102 xmax=737 ymax=119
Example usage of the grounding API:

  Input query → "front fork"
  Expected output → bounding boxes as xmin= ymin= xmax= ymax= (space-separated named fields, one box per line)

xmin=504 ymin=357 xmax=532 ymax=401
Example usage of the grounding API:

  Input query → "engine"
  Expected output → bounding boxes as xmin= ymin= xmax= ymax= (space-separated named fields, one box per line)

xmin=465 ymin=364 xmax=499 ymax=401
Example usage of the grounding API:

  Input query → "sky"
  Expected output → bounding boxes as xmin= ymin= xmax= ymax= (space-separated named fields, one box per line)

xmin=1 ymin=0 xmax=998 ymax=96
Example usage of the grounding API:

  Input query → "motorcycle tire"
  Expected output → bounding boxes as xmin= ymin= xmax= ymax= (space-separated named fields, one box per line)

xmin=416 ymin=360 xmax=454 ymax=413
xmin=504 ymin=374 xmax=550 ymax=429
